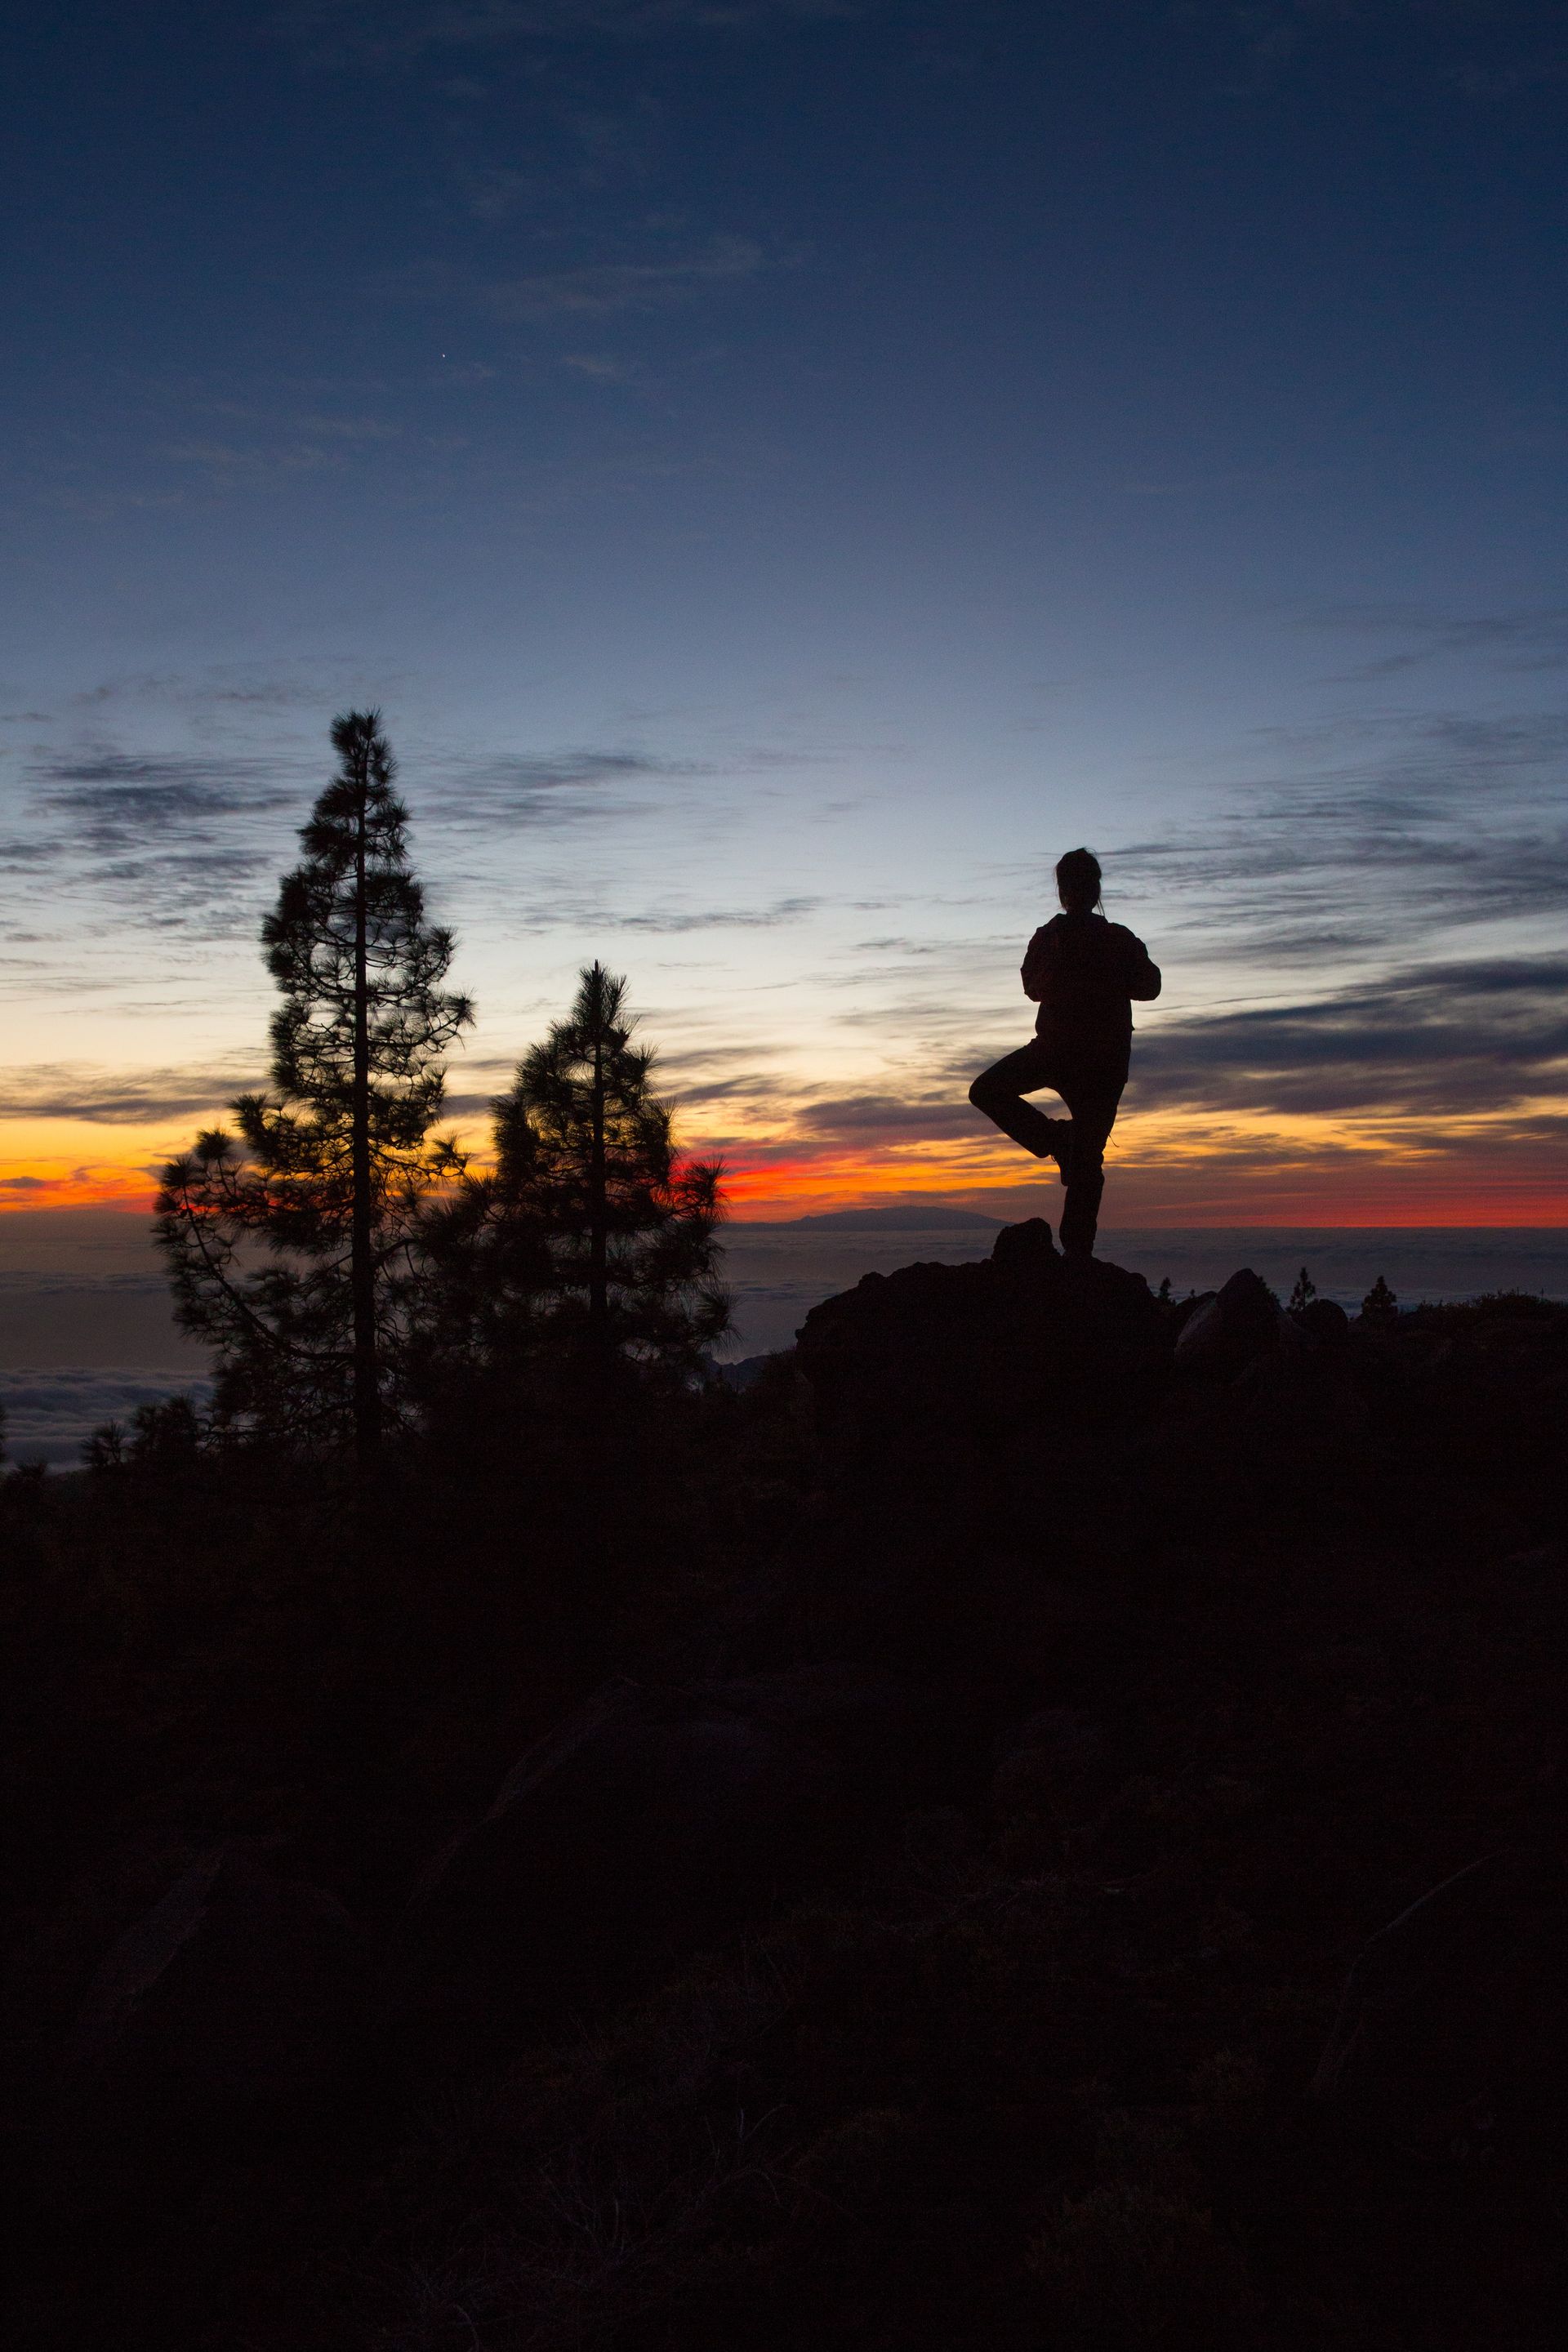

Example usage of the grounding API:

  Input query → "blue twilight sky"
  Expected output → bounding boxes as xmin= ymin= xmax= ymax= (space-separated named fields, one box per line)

xmin=2 ymin=0 xmax=1566 ymax=1222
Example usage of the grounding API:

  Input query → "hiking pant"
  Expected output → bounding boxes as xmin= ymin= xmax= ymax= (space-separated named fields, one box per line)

xmin=969 ymin=1040 xmax=1126 ymax=1256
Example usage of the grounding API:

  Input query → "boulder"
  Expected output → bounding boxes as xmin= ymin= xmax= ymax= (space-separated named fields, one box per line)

xmin=795 ymin=1220 xmax=1169 ymax=1487
xmin=392 ymin=1664 xmax=931 ymax=2033
xmin=989 ymin=1215 xmax=1059 ymax=1276
xmin=1294 ymin=1296 xmax=1351 ymax=1346
xmin=1174 ymin=1268 xmax=1299 ymax=1379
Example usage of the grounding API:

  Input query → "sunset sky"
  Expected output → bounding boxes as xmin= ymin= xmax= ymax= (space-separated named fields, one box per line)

xmin=4 ymin=1 xmax=1566 ymax=1228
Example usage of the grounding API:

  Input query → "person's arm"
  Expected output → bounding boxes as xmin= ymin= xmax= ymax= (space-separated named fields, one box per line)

xmin=1021 ymin=924 xmax=1054 ymax=1001
xmin=1116 ymin=927 xmax=1162 ymax=1001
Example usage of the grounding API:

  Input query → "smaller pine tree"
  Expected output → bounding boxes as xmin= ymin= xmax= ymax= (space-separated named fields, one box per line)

xmin=1289 ymin=1266 xmax=1316 ymax=1313
xmin=82 ymin=1395 xmax=205 ymax=1476
xmin=1361 ymin=1273 xmax=1398 ymax=1322
xmin=431 ymin=963 xmax=729 ymax=1382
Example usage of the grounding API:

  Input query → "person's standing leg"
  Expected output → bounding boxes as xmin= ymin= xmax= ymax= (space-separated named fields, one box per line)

xmin=1055 ymin=1069 xmax=1125 ymax=1255
xmin=969 ymin=1040 xmax=1070 ymax=1168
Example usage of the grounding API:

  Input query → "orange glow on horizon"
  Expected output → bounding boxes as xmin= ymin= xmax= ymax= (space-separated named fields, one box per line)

xmin=715 ymin=1164 xmax=1568 ymax=1227
xmin=0 ymin=1166 xmax=167 ymax=1212
xmin=4 ymin=1103 xmax=1566 ymax=1230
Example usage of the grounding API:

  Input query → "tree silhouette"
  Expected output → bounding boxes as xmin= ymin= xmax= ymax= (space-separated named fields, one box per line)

xmin=1361 ymin=1273 xmax=1398 ymax=1323
xmin=156 ymin=712 xmax=472 ymax=1459
xmin=425 ymin=962 xmax=729 ymax=1382
xmin=1289 ymin=1266 xmax=1316 ymax=1312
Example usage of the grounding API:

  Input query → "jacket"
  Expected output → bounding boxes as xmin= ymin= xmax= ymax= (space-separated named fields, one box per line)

xmin=1021 ymin=911 xmax=1161 ymax=1062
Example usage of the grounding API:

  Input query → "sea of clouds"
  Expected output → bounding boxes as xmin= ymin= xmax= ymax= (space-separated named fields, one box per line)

xmin=0 ymin=1366 xmax=215 ymax=1465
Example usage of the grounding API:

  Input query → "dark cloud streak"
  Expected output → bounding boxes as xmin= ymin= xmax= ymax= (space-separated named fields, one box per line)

xmin=6 ymin=750 xmax=303 ymax=935
xmin=1302 ymin=602 xmax=1568 ymax=683
xmin=1135 ymin=952 xmax=1568 ymax=1121
xmin=0 ymin=1062 xmax=265 ymax=1125
xmin=1117 ymin=704 xmax=1568 ymax=964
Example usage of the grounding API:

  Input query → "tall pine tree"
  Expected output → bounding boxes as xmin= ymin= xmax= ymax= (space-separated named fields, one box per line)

xmin=157 ymin=711 xmax=472 ymax=1459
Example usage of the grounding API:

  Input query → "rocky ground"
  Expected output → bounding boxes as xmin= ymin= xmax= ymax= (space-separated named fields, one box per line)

xmin=2 ymin=1223 xmax=1564 ymax=2349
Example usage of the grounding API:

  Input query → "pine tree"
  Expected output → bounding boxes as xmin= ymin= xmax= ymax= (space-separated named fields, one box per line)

xmin=1289 ymin=1266 xmax=1316 ymax=1313
xmin=156 ymin=711 xmax=472 ymax=1459
xmin=1361 ymin=1273 xmax=1398 ymax=1324
xmin=438 ymin=961 xmax=729 ymax=1378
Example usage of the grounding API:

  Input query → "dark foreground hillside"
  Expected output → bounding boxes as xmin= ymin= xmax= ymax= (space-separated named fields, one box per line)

xmin=2 ymin=1225 xmax=1565 ymax=2350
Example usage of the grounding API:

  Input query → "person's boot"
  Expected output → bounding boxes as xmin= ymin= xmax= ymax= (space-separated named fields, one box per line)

xmin=1058 ymin=1160 xmax=1103 ymax=1258
xmin=1038 ymin=1117 xmax=1072 ymax=1186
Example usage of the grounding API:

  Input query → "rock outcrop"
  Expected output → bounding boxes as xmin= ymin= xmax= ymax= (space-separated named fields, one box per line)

xmin=795 ymin=1218 xmax=1169 ymax=1492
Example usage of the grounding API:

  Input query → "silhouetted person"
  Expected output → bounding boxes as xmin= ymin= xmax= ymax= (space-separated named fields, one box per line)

xmin=969 ymin=848 xmax=1160 ymax=1257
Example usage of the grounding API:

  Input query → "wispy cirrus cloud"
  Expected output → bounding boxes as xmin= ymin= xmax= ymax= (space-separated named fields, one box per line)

xmin=389 ymin=235 xmax=768 ymax=324
xmin=487 ymin=235 xmax=765 ymax=320
xmin=1133 ymin=951 xmax=1568 ymax=1123
xmin=282 ymin=0 xmax=862 ymax=69
xmin=1195 ymin=1 xmax=1568 ymax=102
xmin=1 ymin=731 xmax=841 ymax=968
xmin=791 ymin=1090 xmax=978 ymax=1143
xmin=421 ymin=746 xmax=705 ymax=839
xmin=160 ymin=408 xmax=407 ymax=488
xmin=162 ymin=438 xmax=336 ymax=483
xmin=25 ymin=751 xmax=298 ymax=845
xmin=6 ymin=740 xmax=689 ymax=920
xmin=1301 ymin=601 xmax=1568 ymax=684
xmin=0 ymin=1062 xmax=263 ymax=1125
xmin=619 ymin=893 xmax=823 ymax=932
xmin=1116 ymin=704 xmax=1568 ymax=967
xmin=1 ymin=749 xmax=306 ymax=938
xmin=417 ymin=739 xmax=835 ymax=841
xmin=69 ymin=661 xmax=375 ymax=714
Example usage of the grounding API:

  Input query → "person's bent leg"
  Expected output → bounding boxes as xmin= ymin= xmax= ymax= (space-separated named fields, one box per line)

xmin=1056 ymin=1071 xmax=1124 ymax=1256
xmin=969 ymin=1041 xmax=1068 ymax=1164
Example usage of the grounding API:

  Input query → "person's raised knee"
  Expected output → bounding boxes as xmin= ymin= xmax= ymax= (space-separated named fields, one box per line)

xmin=969 ymin=1072 xmax=999 ymax=1111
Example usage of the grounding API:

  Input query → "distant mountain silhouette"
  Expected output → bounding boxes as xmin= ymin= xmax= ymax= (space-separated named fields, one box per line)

xmin=776 ymin=1206 xmax=1004 ymax=1232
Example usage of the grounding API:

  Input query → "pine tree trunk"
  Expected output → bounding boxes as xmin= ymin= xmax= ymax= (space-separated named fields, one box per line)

xmin=350 ymin=756 xmax=381 ymax=1464
xmin=589 ymin=1026 xmax=608 ymax=1352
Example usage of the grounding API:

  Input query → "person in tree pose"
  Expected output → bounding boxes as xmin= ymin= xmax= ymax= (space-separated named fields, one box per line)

xmin=969 ymin=848 xmax=1160 ymax=1258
